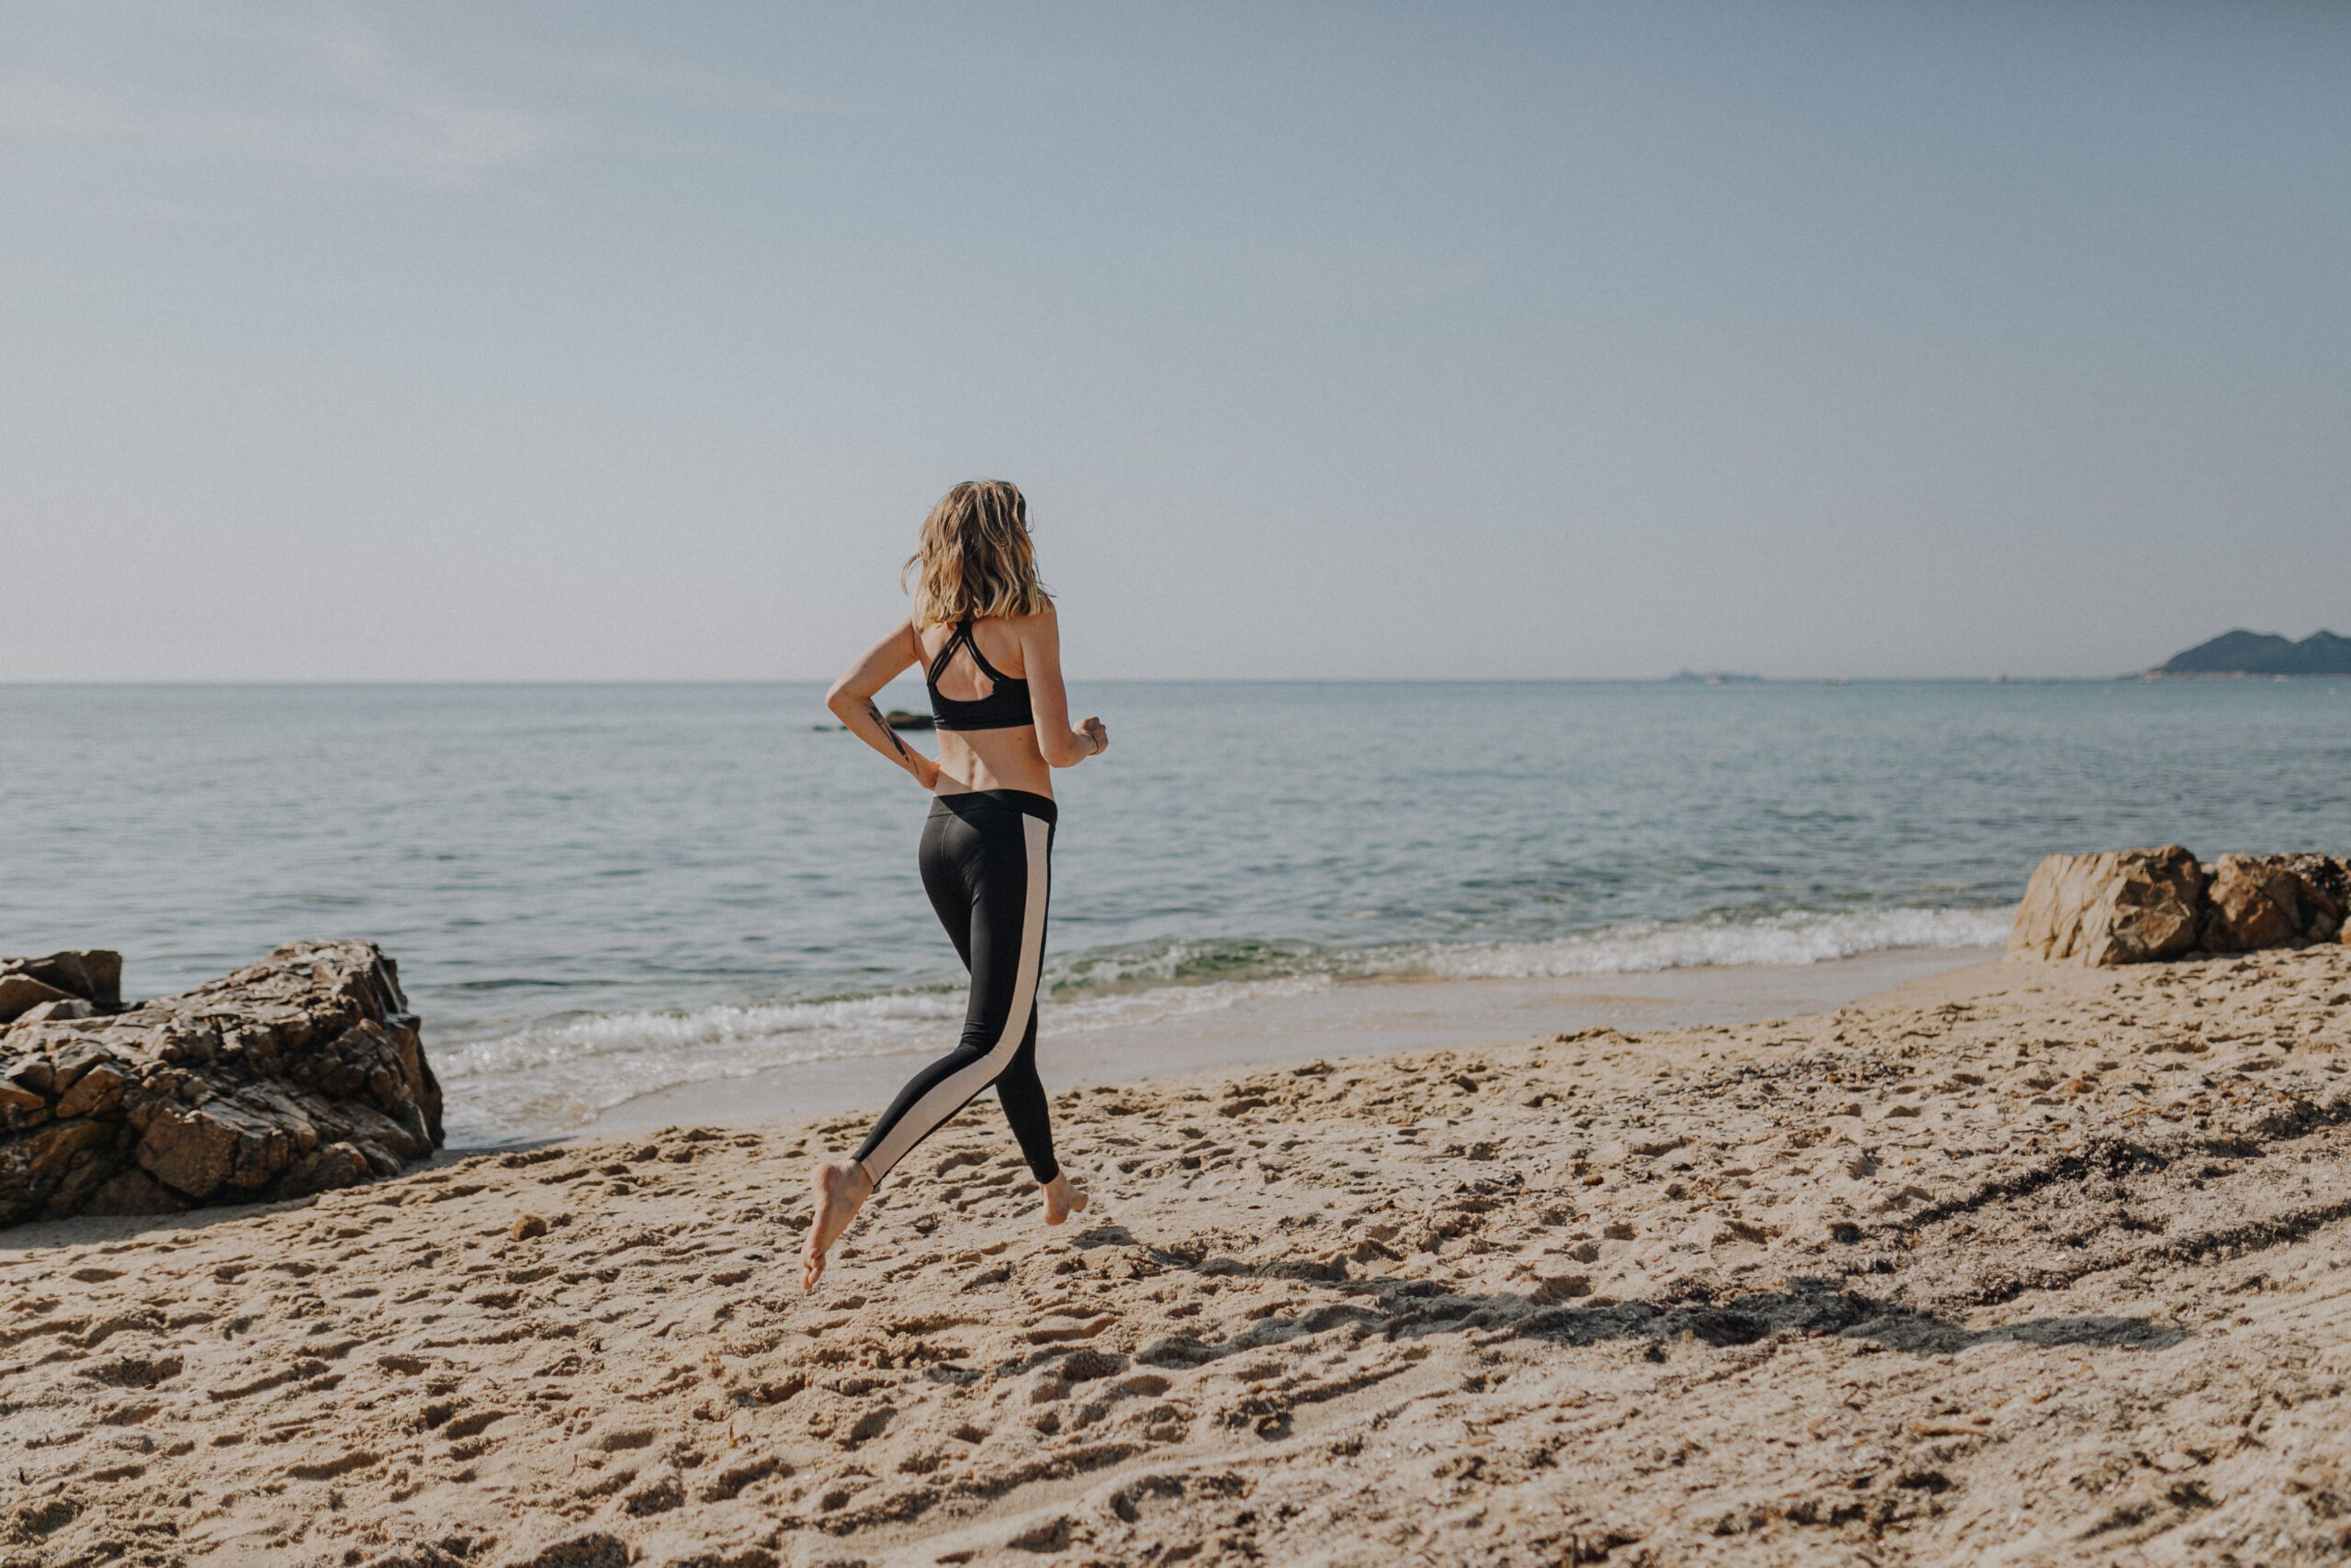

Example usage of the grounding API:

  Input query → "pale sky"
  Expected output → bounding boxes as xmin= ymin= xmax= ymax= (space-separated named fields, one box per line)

xmin=3 ymin=2 xmax=2344 ymax=681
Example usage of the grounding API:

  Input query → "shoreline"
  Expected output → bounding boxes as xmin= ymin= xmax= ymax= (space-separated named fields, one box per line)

xmin=9 ymin=943 xmax=2350 ymax=1563
xmin=579 ymin=945 xmax=2000 ymax=1141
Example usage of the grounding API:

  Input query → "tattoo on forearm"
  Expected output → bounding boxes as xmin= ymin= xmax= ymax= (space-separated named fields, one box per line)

xmin=862 ymin=700 xmax=916 ymax=766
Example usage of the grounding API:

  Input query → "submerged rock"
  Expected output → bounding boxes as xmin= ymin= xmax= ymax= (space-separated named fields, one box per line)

xmin=0 ymin=941 xmax=443 ymax=1226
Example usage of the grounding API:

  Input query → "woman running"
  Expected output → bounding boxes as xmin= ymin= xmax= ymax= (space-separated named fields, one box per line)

xmin=801 ymin=479 xmax=1109 ymax=1291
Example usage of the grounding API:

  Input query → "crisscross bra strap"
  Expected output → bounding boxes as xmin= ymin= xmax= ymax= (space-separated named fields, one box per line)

xmin=923 ymin=620 xmax=966 ymax=686
xmin=928 ymin=616 xmax=1010 ymax=687
xmin=923 ymin=615 xmax=1034 ymax=730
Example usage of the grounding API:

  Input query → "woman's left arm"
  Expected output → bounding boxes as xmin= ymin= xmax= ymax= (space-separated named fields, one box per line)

xmin=1021 ymin=606 xmax=1108 ymax=768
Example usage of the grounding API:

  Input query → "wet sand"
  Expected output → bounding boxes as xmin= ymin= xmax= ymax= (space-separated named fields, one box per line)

xmin=8 ymin=943 xmax=2351 ymax=1566
xmin=590 ymin=947 xmax=1997 ymax=1135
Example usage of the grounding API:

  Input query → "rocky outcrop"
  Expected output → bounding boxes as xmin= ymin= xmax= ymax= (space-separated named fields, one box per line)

xmin=2009 ymin=847 xmax=2350 ymax=966
xmin=2204 ymin=853 xmax=2349 ymax=951
xmin=0 ymin=942 xmax=442 ymax=1227
xmin=0 ymin=950 xmax=122 ymax=1024
xmin=2006 ymin=846 xmax=2208 ymax=965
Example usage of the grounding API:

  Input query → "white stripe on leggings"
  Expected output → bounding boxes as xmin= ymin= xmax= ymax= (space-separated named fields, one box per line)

xmin=859 ymin=812 xmax=1049 ymax=1185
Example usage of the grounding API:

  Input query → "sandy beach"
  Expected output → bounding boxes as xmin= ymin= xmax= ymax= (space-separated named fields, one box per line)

xmin=9 ymin=943 xmax=2351 ymax=1567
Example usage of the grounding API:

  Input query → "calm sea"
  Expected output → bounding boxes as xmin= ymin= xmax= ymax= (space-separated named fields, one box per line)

xmin=4 ymin=680 xmax=2344 ymax=1141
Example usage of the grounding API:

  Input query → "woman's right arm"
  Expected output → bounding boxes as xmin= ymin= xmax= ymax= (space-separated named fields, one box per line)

xmin=827 ymin=621 xmax=940 ymax=788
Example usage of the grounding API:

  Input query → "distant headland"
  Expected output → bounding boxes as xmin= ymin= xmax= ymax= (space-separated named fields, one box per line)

xmin=2145 ymin=629 xmax=2351 ymax=678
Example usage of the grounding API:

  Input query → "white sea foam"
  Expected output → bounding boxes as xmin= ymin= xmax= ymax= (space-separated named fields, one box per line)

xmin=1381 ymin=906 xmax=2013 ymax=980
xmin=435 ymin=973 xmax=1332 ymax=1142
xmin=436 ymin=906 xmax=2006 ymax=1142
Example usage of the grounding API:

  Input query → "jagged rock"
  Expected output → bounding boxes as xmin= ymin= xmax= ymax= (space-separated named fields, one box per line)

xmin=2205 ymin=853 xmax=2350 ymax=950
xmin=0 ymin=942 xmax=443 ymax=1228
xmin=281 ymin=1141 xmax=375 ymax=1198
xmin=2007 ymin=846 xmax=2207 ymax=966
xmin=0 ymin=950 xmax=123 ymax=1018
xmin=0 ymin=973 xmax=75 ymax=1024
xmin=82 ymin=1165 xmax=187 ymax=1217
xmin=2205 ymin=855 xmax=2304 ymax=950
xmin=15 ymin=997 xmax=97 ymax=1024
xmin=2281 ymin=853 xmax=2351 ymax=943
xmin=0 ymin=1080 xmax=49 ymax=1129
xmin=2012 ymin=847 xmax=2351 ymax=965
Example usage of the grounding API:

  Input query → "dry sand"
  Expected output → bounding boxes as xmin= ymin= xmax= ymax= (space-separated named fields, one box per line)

xmin=8 ymin=945 xmax=2351 ymax=1567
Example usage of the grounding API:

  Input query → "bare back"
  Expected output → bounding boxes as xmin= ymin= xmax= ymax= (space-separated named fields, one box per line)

xmin=825 ymin=601 xmax=1103 ymax=801
xmin=918 ymin=615 xmax=1055 ymax=798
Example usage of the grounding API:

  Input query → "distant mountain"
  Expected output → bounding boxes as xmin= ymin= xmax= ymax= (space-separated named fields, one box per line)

xmin=2154 ymin=629 xmax=2351 ymax=676
xmin=1665 ymin=670 xmax=1764 ymax=684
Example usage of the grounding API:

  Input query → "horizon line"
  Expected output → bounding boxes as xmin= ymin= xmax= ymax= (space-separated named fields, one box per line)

xmin=2 ymin=674 xmax=2323 ymax=689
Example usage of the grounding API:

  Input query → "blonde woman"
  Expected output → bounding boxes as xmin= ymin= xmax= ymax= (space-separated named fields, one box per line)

xmin=801 ymin=480 xmax=1108 ymax=1291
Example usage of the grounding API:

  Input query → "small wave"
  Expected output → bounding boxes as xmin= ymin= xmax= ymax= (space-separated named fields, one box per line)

xmin=1378 ymin=906 xmax=2012 ymax=980
xmin=434 ymin=904 xmax=2006 ymax=1142
xmin=1049 ymin=937 xmax=1321 ymax=991
xmin=434 ymin=973 xmax=1330 ymax=1143
xmin=1043 ymin=906 xmax=2009 ymax=990
xmin=440 ymin=988 xmax=967 ymax=1080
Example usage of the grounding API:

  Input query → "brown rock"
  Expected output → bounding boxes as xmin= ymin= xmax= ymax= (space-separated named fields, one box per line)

xmin=0 ymin=950 xmax=123 ymax=1009
xmin=12 ymin=997 xmax=97 ymax=1025
xmin=278 ymin=1141 xmax=373 ymax=1198
xmin=54 ymin=1062 xmax=127 ymax=1120
xmin=2279 ymin=853 xmax=2350 ymax=941
xmin=2202 ymin=853 xmax=2351 ymax=950
xmin=2008 ymin=846 xmax=2207 ymax=966
xmin=7 ymin=1057 xmax=55 ymax=1095
xmin=133 ymin=1102 xmax=247 ymax=1199
xmin=135 ymin=1096 xmax=306 ymax=1198
xmin=48 ymin=1038 xmax=120 ymax=1095
xmin=330 ymin=1099 xmax=430 ymax=1167
xmin=82 ymin=1166 xmax=189 ymax=1217
xmin=20 ymin=1118 xmax=114 ymax=1180
xmin=4 ymin=940 xmax=444 ymax=1225
xmin=0 ymin=973 xmax=75 ymax=1024
xmin=2204 ymin=855 xmax=2304 ymax=951
xmin=0 ymin=1082 xmax=48 ymax=1132
xmin=236 ymin=1081 xmax=324 ymax=1157
xmin=44 ymin=1142 xmax=123 ymax=1218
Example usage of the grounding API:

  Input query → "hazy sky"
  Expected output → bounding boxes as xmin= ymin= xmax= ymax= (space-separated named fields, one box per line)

xmin=3 ymin=2 xmax=2344 ymax=680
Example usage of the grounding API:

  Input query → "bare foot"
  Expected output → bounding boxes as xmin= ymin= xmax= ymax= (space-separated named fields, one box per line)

xmin=801 ymin=1158 xmax=874 ymax=1291
xmin=1043 ymin=1171 xmax=1089 ymax=1226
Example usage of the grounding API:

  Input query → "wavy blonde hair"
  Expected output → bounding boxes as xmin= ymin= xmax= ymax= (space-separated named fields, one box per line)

xmin=904 ymin=479 xmax=1052 ymax=626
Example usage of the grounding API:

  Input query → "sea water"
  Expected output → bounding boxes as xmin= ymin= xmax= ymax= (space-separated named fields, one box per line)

xmin=3 ymin=680 xmax=2344 ymax=1141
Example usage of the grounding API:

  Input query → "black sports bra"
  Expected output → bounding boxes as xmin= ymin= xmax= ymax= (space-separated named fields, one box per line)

xmin=924 ymin=617 xmax=1035 ymax=732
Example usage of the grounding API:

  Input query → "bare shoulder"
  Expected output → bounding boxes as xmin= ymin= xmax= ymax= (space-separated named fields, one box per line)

xmin=996 ymin=604 xmax=1060 ymax=645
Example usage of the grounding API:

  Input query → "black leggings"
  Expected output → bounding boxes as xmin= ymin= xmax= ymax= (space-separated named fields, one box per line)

xmin=853 ymin=790 xmax=1059 ymax=1188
